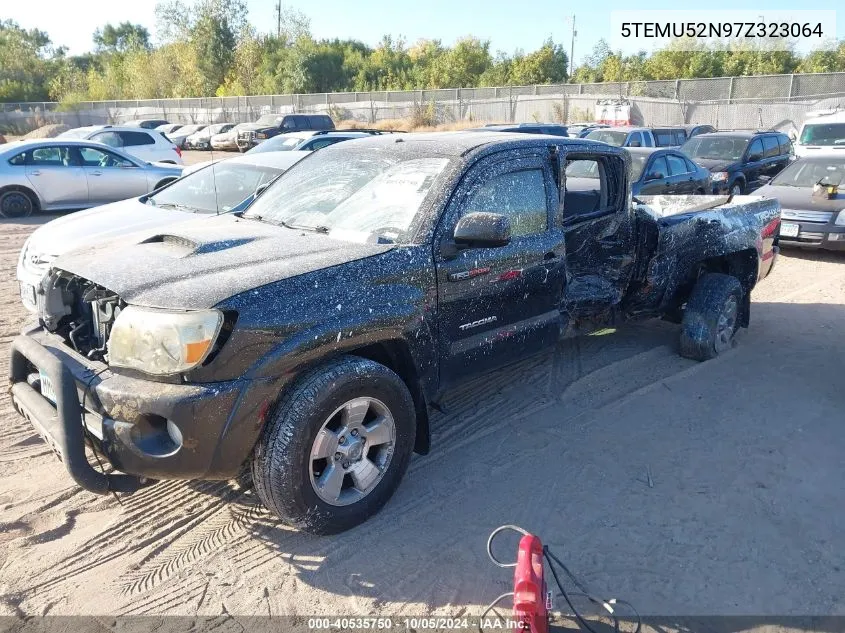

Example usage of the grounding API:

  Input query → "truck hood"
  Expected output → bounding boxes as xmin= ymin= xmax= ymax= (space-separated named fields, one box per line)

xmin=755 ymin=184 xmax=845 ymax=212
xmin=54 ymin=214 xmax=394 ymax=310
xmin=27 ymin=199 xmax=194 ymax=258
xmin=694 ymin=158 xmax=739 ymax=173
xmin=238 ymin=123 xmax=276 ymax=132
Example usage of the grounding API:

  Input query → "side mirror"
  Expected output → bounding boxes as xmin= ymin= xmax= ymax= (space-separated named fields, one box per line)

xmin=255 ymin=182 xmax=271 ymax=197
xmin=453 ymin=212 xmax=511 ymax=248
xmin=748 ymin=153 xmax=763 ymax=163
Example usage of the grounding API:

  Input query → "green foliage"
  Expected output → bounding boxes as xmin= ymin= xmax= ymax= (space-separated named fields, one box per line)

xmin=93 ymin=22 xmax=150 ymax=52
xmin=1 ymin=7 xmax=844 ymax=105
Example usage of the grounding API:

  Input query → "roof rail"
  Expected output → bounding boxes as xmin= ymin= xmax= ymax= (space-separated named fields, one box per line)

xmin=313 ymin=129 xmax=406 ymax=135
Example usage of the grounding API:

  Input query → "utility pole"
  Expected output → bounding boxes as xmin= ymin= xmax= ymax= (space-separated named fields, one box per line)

xmin=565 ymin=14 xmax=576 ymax=79
xmin=276 ymin=1 xmax=282 ymax=38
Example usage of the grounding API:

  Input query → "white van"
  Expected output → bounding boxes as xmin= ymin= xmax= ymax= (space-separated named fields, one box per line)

xmin=794 ymin=110 xmax=845 ymax=157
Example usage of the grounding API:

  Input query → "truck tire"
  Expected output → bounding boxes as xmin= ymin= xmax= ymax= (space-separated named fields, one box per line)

xmin=251 ymin=356 xmax=416 ymax=535
xmin=679 ymin=273 xmax=744 ymax=361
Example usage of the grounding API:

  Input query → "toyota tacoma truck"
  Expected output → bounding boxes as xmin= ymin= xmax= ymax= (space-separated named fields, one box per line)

xmin=9 ymin=132 xmax=780 ymax=534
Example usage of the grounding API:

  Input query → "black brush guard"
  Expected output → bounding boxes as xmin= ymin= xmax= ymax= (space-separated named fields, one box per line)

xmin=9 ymin=335 xmax=142 ymax=494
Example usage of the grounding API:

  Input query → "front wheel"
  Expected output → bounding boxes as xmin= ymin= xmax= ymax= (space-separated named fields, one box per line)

xmin=251 ymin=356 xmax=416 ymax=534
xmin=679 ymin=273 xmax=744 ymax=361
xmin=730 ymin=182 xmax=743 ymax=196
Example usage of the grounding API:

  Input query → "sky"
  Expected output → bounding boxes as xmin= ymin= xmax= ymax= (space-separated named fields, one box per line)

xmin=4 ymin=0 xmax=843 ymax=65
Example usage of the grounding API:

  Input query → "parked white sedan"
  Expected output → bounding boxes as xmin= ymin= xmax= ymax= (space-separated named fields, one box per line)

xmin=0 ymin=139 xmax=182 ymax=218
xmin=60 ymin=125 xmax=183 ymax=164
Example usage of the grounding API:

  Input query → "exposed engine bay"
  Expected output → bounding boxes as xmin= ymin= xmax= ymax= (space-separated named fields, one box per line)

xmin=39 ymin=270 xmax=124 ymax=362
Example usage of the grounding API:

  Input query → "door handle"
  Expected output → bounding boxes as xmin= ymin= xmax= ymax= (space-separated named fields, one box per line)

xmin=29 ymin=170 xmax=41 ymax=176
xmin=90 ymin=171 xmax=103 ymax=176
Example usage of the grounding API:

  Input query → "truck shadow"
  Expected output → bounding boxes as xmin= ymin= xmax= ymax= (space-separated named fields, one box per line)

xmin=174 ymin=301 xmax=845 ymax=624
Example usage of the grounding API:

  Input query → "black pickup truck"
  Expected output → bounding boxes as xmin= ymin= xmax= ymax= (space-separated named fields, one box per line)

xmin=9 ymin=132 xmax=780 ymax=534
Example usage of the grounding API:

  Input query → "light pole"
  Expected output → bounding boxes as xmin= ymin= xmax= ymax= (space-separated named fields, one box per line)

xmin=565 ymin=15 xmax=577 ymax=80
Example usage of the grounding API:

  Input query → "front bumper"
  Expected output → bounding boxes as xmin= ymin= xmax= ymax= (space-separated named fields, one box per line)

xmin=8 ymin=326 xmax=275 ymax=493
xmin=778 ymin=222 xmax=845 ymax=251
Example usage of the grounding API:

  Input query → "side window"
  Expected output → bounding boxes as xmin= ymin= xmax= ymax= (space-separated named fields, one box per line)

xmin=674 ymin=131 xmax=687 ymax=145
xmin=747 ymin=139 xmax=764 ymax=161
xmin=464 ymin=169 xmax=548 ymax=237
xmin=30 ymin=146 xmax=71 ymax=166
xmin=762 ymin=136 xmax=779 ymax=158
xmin=645 ymin=156 xmax=669 ymax=180
xmin=119 ymin=131 xmax=155 ymax=147
xmin=563 ymin=155 xmax=624 ymax=220
xmin=308 ymin=138 xmax=343 ymax=150
xmin=281 ymin=117 xmax=298 ymax=130
xmin=778 ymin=136 xmax=793 ymax=156
xmin=628 ymin=132 xmax=643 ymax=147
xmin=666 ymin=154 xmax=689 ymax=176
xmin=8 ymin=151 xmax=27 ymax=166
xmin=309 ymin=115 xmax=333 ymax=129
xmin=92 ymin=131 xmax=123 ymax=148
xmin=684 ymin=157 xmax=698 ymax=172
xmin=79 ymin=146 xmax=134 ymax=168
xmin=654 ymin=130 xmax=672 ymax=146
xmin=642 ymin=132 xmax=654 ymax=147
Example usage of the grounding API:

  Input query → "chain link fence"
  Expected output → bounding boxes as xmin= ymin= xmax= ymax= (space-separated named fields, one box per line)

xmin=1 ymin=72 xmax=844 ymax=135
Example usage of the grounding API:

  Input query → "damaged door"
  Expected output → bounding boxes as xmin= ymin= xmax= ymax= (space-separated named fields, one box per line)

xmin=559 ymin=150 xmax=636 ymax=322
xmin=435 ymin=149 xmax=565 ymax=385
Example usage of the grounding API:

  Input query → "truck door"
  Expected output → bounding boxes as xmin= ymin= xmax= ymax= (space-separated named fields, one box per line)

xmin=560 ymin=150 xmax=636 ymax=319
xmin=434 ymin=150 xmax=566 ymax=385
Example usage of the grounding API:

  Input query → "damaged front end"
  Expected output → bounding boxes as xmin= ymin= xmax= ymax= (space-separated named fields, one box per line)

xmin=38 ymin=269 xmax=125 ymax=362
xmin=10 ymin=268 xmax=255 ymax=492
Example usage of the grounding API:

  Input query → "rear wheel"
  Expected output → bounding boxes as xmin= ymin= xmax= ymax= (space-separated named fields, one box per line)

xmin=679 ymin=273 xmax=744 ymax=361
xmin=0 ymin=189 xmax=37 ymax=219
xmin=251 ymin=356 xmax=416 ymax=534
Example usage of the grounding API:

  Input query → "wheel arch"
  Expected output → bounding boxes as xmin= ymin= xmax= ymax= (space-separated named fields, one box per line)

xmin=0 ymin=184 xmax=42 ymax=210
xmin=348 ymin=339 xmax=430 ymax=456
xmin=676 ymin=249 xmax=758 ymax=327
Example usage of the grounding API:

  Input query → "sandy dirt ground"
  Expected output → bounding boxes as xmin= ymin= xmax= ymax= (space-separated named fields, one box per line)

xmin=1 ymin=187 xmax=844 ymax=623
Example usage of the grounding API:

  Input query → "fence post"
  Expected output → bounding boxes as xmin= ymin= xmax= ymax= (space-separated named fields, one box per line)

xmin=578 ymin=83 xmax=583 ymax=95
xmin=728 ymin=77 xmax=734 ymax=104
xmin=788 ymin=73 xmax=795 ymax=101
xmin=674 ymin=79 xmax=680 ymax=101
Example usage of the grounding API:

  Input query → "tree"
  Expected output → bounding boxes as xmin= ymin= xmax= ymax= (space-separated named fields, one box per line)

xmin=93 ymin=22 xmax=150 ymax=52
xmin=509 ymin=39 xmax=568 ymax=85
xmin=155 ymin=0 xmax=249 ymax=95
xmin=431 ymin=36 xmax=491 ymax=88
xmin=0 ymin=20 xmax=59 ymax=102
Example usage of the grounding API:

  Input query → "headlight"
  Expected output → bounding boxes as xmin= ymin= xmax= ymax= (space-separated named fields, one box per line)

xmin=711 ymin=171 xmax=729 ymax=182
xmin=835 ymin=210 xmax=845 ymax=226
xmin=108 ymin=306 xmax=223 ymax=375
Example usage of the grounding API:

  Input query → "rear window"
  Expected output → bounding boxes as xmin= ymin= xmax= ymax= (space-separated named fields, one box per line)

xmin=585 ymin=129 xmax=628 ymax=146
xmin=779 ymin=136 xmax=793 ymax=156
xmin=310 ymin=115 xmax=334 ymax=128
xmin=119 ymin=131 xmax=155 ymax=146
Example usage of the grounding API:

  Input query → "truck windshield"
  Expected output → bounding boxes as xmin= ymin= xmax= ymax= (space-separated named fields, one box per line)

xmin=244 ymin=149 xmax=452 ymax=243
xmin=799 ymin=123 xmax=845 ymax=146
xmin=681 ymin=137 xmax=747 ymax=161
xmin=585 ymin=130 xmax=628 ymax=146
xmin=149 ymin=163 xmax=282 ymax=213
xmin=771 ymin=159 xmax=844 ymax=188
